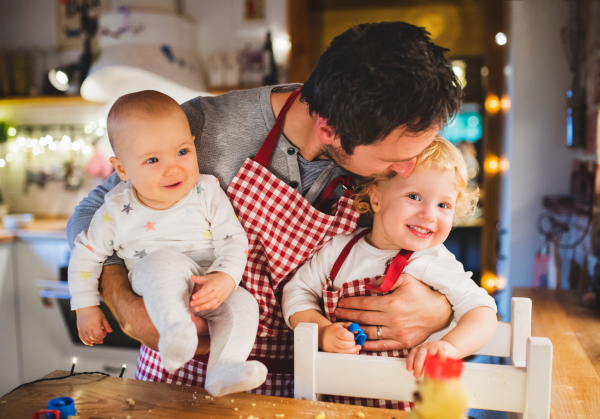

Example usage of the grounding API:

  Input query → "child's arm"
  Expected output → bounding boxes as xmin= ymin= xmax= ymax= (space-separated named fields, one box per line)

xmin=282 ymin=235 xmax=362 ymax=354
xmin=68 ymin=202 xmax=118 ymax=344
xmin=406 ymin=306 xmax=497 ymax=377
xmin=190 ymin=175 xmax=248 ymax=311
xmin=76 ymin=306 xmax=113 ymax=346
xmin=290 ymin=309 xmax=360 ymax=354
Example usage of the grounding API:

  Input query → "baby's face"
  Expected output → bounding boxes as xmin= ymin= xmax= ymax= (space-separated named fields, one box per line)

xmin=113 ymin=109 xmax=199 ymax=210
xmin=370 ymin=168 xmax=458 ymax=252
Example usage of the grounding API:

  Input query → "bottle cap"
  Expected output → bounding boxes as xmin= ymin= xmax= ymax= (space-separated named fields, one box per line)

xmin=424 ymin=354 xmax=463 ymax=380
xmin=47 ymin=397 xmax=76 ymax=418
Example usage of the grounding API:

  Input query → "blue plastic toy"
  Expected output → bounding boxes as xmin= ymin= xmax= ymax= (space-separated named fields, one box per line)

xmin=47 ymin=397 xmax=76 ymax=418
xmin=347 ymin=323 xmax=367 ymax=346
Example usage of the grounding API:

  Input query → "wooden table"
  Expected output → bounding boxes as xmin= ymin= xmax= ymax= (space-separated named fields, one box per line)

xmin=0 ymin=370 xmax=407 ymax=418
xmin=513 ymin=287 xmax=600 ymax=418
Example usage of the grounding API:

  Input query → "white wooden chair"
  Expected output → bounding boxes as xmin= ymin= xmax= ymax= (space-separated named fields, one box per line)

xmin=294 ymin=298 xmax=552 ymax=418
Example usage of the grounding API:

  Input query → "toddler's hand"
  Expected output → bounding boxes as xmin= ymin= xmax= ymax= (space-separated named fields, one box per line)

xmin=190 ymin=272 xmax=236 ymax=312
xmin=76 ymin=306 xmax=112 ymax=346
xmin=406 ymin=341 xmax=458 ymax=378
xmin=319 ymin=322 xmax=361 ymax=354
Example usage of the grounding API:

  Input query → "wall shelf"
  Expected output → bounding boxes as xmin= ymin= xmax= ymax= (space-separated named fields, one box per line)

xmin=0 ymin=96 xmax=101 ymax=107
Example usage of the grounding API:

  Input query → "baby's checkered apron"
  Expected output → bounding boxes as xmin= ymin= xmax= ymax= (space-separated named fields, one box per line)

xmin=135 ymin=88 xmax=359 ymax=397
xmin=321 ymin=229 xmax=414 ymax=411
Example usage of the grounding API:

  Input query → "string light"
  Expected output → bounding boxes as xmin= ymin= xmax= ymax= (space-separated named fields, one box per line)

xmin=485 ymin=94 xmax=500 ymax=114
xmin=70 ymin=358 xmax=77 ymax=375
xmin=500 ymin=95 xmax=511 ymax=111
xmin=0 ymin=159 xmax=5 ymax=168
xmin=485 ymin=155 xmax=500 ymax=174
xmin=1 ymin=125 xmax=99 ymax=166
xmin=495 ymin=32 xmax=507 ymax=46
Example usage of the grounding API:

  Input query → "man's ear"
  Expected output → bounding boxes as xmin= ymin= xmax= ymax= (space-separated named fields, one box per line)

xmin=109 ymin=156 xmax=129 ymax=181
xmin=369 ymin=184 xmax=382 ymax=213
xmin=316 ymin=117 xmax=337 ymax=145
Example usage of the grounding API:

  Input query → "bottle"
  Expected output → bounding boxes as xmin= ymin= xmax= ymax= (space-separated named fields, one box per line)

xmin=263 ymin=31 xmax=278 ymax=85
xmin=410 ymin=355 xmax=469 ymax=419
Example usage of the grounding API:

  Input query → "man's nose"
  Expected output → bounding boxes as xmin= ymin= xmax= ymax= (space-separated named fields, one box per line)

xmin=390 ymin=158 xmax=417 ymax=178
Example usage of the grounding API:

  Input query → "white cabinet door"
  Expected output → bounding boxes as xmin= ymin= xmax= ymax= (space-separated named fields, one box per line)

xmin=0 ymin=242 xmax=20 ymax=396
xmin=15 ymin=238 xmax=139 ymax=382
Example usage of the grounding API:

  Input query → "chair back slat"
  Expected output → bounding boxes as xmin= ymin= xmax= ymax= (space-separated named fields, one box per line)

xmin=293 ymin=297 xmax=552 ymax=419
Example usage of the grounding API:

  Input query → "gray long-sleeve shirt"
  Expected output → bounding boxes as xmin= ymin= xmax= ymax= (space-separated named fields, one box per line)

xmin=67 ymin=84 xmax=350 ymax=266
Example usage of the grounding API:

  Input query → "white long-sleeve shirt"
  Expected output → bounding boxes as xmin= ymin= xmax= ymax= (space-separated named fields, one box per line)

xmin=282 ymin=228 xmax=496 ymax=328
xmin=68 ymin=174 xmax=248 ymax=310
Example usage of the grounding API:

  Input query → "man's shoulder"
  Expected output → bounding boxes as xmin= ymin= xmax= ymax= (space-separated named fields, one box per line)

xmin=181 ymin=84 xmax=302 ymax=121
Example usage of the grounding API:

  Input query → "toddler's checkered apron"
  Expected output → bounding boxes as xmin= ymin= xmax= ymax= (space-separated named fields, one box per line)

xmin=322 ymin=278 xmax=414 ymax=411
xmin=135 ymin=88 xmax=359 ymax=396
xmin=320 ymin=229 xmax=414 ymax=411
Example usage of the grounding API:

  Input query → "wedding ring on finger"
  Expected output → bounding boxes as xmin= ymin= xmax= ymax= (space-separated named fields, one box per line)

xmin=377 ymin=325 xmax=383 ymax=339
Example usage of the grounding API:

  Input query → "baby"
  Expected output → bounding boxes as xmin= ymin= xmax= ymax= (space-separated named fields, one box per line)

xmin=68 ymin=90 xmax=267 ymax=397
xmin=282 ymin=136 xmax=497 ymax=378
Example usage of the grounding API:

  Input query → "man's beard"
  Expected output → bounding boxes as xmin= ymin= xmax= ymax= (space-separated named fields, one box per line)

xmin=321 ymin=144 xmax=397 ymax=182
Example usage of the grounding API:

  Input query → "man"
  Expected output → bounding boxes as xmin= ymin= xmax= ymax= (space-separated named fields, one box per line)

xmin=68 ymin=21 xmax=462 ymax=391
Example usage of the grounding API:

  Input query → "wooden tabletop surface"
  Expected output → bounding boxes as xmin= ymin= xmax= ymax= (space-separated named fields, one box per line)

xmin=513 ymin=287 xmax=600 ymax=418
xmin=0 ymin=370 xmax=407 ymax=418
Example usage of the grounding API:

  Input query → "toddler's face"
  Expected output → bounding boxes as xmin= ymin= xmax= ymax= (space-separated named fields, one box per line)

xmin=111 ymin=109 xmax=199 ymax=210
xmin=370 ymin=168 xmax=458 ymax=252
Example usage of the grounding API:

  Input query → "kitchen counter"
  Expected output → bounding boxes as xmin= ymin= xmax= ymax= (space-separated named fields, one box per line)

xmin=513 ymin=287 xmax=600 ymax=418
xmin=0 ymin=215 xmax=69 ymax=242
xmin=0 ymin=370 xmax=405 ymax=418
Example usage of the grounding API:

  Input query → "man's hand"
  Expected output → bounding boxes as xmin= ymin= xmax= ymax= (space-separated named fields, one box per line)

xmin=334 ymin=274 xmax=452 ymax=351
xmin=190 ymin=272 xmax=236 ymax=312
xmin=319 ymin=322 xmax=361 ymax=354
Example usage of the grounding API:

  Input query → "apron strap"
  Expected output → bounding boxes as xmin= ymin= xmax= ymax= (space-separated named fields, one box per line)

xmin=313 ymin=174 xmax=355 ymax=212
xmin=253 ymin=86 xmax=353 ymax=212
xmin=364 ymin=249 xmax=415 ymax=293
xmin=254 ymin=87 xmax=303 ymax=168
xmin=329 ymin=228 xmax=371 ymax=281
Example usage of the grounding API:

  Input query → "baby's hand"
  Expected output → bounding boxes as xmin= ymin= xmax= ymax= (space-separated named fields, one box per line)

xmin=76 ymin=306 xmax=112 ymax=346
xmin=406 ymin=341 xmax=458 ymax=378
xmin=319 ymin=322 xmax=361 ymax=354
xmin=190 ymin=272 xmax=236 ymax=312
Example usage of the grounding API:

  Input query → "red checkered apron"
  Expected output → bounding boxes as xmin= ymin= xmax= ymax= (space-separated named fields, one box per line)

xmin=135 ymin=88 xmax=359 ymax=396
xmin=321 ymin=229 xmax=414 ymax=411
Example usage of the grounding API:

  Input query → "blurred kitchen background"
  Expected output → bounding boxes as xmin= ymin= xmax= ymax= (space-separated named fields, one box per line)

xmin=0 ymin=0 xmax=599 ymax=408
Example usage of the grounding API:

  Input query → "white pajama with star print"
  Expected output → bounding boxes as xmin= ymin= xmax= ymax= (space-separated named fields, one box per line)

xmin=67 ymin=174 xmax=264 ymax=391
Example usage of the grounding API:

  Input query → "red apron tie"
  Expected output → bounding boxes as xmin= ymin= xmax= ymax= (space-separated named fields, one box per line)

xmin=363 ymin=249 xmax=414 ymax=293
xmin=329 ymin=228 xmax=414 ymax=293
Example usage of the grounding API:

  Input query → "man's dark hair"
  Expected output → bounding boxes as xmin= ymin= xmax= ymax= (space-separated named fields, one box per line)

xmin=301 ymin=21 xmax=462 ymax=155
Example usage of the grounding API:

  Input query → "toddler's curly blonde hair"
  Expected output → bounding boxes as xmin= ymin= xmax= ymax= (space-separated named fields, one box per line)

xmin=354 ymin=136 xmax=479 ymax=222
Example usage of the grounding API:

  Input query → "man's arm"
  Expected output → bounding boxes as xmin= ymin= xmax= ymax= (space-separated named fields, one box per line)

xmin=334 ymin=274 xmax=452 ymax=351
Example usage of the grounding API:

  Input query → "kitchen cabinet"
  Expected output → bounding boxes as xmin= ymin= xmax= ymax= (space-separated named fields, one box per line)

xmin=13 ymin=236 xmax=139 ymax=382
xmin=0 ymin=232 xmax=140 ymax=396
xmin=0 ymin=241 xmax=20 ymax=396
